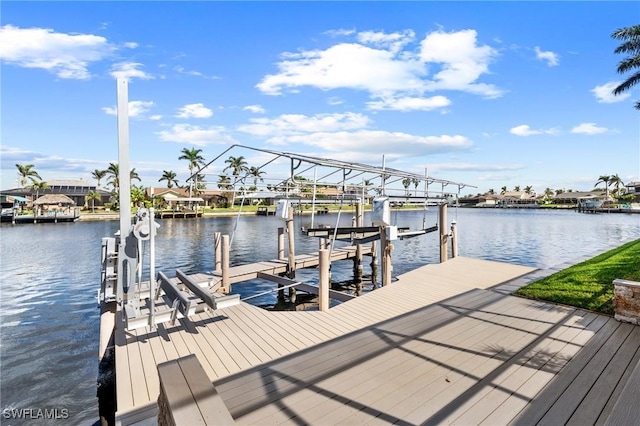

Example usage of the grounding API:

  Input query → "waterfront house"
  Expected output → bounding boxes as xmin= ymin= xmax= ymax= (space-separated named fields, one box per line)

xmin=1 ymin=179 xmax=110 ymax=208
xmin=625 ymin=181 xmax=640 ymax=201
xmin=498 ymin=191 xmax=539 ymax=208
xmin=553 ymin=190 xmax=609 ymax=207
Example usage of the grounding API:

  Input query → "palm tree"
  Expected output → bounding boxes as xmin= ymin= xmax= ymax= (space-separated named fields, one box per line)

xmin=30 ymin=178 xmax=49 ymax=201
xmin=544 ymin=187 xmax=554 ymax=199
xmin=402 ymin=178 xmax=411 ymax=198
xmin=105 ymin=163 xmax=141 ymax=191
xmin=513 ymin=185 xmax=521 ymax=192
xmin=224 ymin=155 xmax=248 ymax=206
xmin=609 ymin=174 xmax=624 ymax=198
xmin=130 ymin=185 xmax=146 ymax=206
xmin=178 ymin=148 xmax=206 ymax=199
xmin=487 ymin=188 xmax=495 ymax=195
xmin=248 ymin=166 xmax=265 ymax=190
xmin=105 ymin=163 xmax=141 ymax=208
xmin=217 ymin=174 xmax=232 ymax=190
xmin=612 ymin=25 xmax=640 ymax=109
xmin=91 ymin=169 xmax=107 ymax=189
xmin=500 ymin=186 xmax=507 ymax=195
xmin=159 ymin=170 xmax=179 ymax=188
xmin=86 ymin=190 xmax=101 ymax=213
xmin=524 ymin=185 xmax=533 ymax=195
xmin=16 ymin=164 xmax=41 ymax=187
xmin=595 ymin=175 xmax=612 ymax=200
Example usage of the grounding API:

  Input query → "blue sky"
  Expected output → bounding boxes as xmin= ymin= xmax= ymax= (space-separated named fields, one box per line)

xmin=1 ymin=1 xmax=639 ymax=196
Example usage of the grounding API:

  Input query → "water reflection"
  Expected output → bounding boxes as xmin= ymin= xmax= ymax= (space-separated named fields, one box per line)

xmin=0 ymin=208 xmax=638 ymax=424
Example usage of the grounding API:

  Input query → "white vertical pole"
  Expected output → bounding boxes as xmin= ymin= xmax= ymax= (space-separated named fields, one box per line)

xmin=116 ymin=78 xmax=132 ymax=237
xmin=149 ymin=208 xmax=156 ymax=328
xmin=311 ymin=167 xmax=317 ymax=228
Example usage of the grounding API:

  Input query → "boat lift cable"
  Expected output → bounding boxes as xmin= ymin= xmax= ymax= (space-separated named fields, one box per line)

xmin=230 ymin=177 xmax=248 ymax=248
xmin=240 ymin=281 xmax=301 ymax=302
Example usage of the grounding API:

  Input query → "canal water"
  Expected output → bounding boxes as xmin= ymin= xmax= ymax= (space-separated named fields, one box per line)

xmin=0 ymin=208 xmax=638 ymax=424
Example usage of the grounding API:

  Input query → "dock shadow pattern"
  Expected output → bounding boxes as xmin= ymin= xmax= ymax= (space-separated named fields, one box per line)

xmin=211 ymin=289 xmax=587 ymax=425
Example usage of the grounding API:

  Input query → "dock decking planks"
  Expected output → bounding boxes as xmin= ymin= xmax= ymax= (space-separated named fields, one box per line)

xmin=113 ymin=256 xmax=640 ymax=425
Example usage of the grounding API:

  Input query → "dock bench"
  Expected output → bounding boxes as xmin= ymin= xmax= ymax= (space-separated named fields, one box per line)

xmin=157 ymin=354 xmax=235 ymax=425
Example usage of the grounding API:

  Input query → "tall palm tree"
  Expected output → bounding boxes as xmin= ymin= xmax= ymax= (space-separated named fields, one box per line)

xmin=178 ymin=148 xmax=206 ymax=199
xmin=609 ymin=174 xmax=624 ymax=198
xmin=524 ymin=185 xmax=533 ymax=194
xmin=247 ymin=166 xmax=265 ymax=190
xmin=513 ymin=185 xmax=521 ymax=192
xmin=105 ymin=163 xmax=141 ymax=208
xmin=86 ymin=190 xmax=101 ymax=213
xmin=91 ymin=169 xmax=107 ymax=188
xmin=16 ymin=164 xmax=41 ymax=187
xmin=30 ymin=178 xmax=49 ymax=201
xmin=158 ymin=170 xmax=179 ymax=188
xmin=612 ymin=25 xmax=640 ymax=109
xmin=595 ymin=175 xmax=612 ymax=199
xmin=402 ymin=178 xmax=411 ymax=197
xmin=217 ymin=174 xmax=232 ymax=190
xmin=105 ymin=163 xmax=141 ymax=191
xmin=224 ymin=155 xmax=248 ymax=206
xmin=500 ymin=186 xmax=507 ymax=195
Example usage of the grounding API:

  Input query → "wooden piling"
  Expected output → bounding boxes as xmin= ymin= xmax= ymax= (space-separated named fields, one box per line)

xmin=214 ymin=232 xmax=222 ymax=272
xmin=286 ymin=206 xmax=296 ymax=301
xmin=277 ymin=227 xmax=285 ymax=260
xmin=380 ymin=226 xmax=392 ymax=286
xmin=439 ymin=203 xmax=448 ymax=263
xmin=221 ymin=234 xmax=230 ymax=293
xmin=451 ymin=221 xmax=458 ymax=258
xmin=354 ymin=202 xmax=364 ymax=295
xmin=318 ymin=249 xmax=330 ymax=311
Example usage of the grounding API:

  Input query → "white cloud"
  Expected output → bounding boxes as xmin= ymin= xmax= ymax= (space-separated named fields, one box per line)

xmin=357 ymin=29 xmax=415 ymax=54
xmin=149 ymin=115 xmax=163 ymax=121
xmin=534 ymin=46 xmax=559 ymax=67
xmin=256 ymin=28 xmax=502 ymax=105
xmin=175 ymin=103 xmax=213 ymax=119
xmin=327 ymin=97 xmax=344 ymax=106
xmin=156 ymin=124 xmax=237 ymax=146
xmin=238 ymin=112 xmax=370 ymax=137
xmin=287 ymin=131 xmax=472 ymax=157
xmin=123 ymin=42 xmax=138 ymax=49
xmin=257 ymin=42 xmax=426 ymax=96
xmin=591 ymin=81 xmax=629 ymax=104
xmin=571 ymin=122 xmax=607 ymax=135
xmin=419 ymin=29 xmax=502 ymax=97
xmin=0 ymin=24 xmax=114 ymax=79
xmin=110 ymin=62 xmax=153 ymax=80
xmin=427 ymin=163 xmax=524 ymax=172
xmin=510 ymin=124 xmax=558 ymax=136
xmin=102 ymin=100 xmax=155 ymax=117
xmin=367 ymin=95 xmax=451 ymax=111
xmin=243 ymin=105 xmax=266 ymax=114
xmin=324 ymin=28 xmax=356 ymax=37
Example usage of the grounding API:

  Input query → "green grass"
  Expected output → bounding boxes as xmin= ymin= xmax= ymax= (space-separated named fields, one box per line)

xmin=515 ymin=238 xmax=640 ymax=315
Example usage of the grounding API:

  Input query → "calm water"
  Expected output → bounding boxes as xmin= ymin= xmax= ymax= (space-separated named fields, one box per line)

xmin=0 ymin=208 xmax=638 ymax=424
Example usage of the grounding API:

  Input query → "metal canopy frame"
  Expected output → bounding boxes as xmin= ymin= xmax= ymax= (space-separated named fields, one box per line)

xmin=188 ymin=144 xmax=475 ymax=197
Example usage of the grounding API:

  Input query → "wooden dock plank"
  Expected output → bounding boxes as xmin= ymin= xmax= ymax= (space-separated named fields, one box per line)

xmin=477 ymin=311 xmax=601 ymax=425
xmin=120 ymin=255 xmax=640 ymax=426
xmin=275 ymin=295 xmax=544 ymax=425
xmin=509 ymin=317 xmax=622 ymax=426
xmin=567 ymin=324 xmax=640 ymax=425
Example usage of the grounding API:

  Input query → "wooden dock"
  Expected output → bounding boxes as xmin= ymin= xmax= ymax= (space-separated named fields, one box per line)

xmin=113 ymin=257 xmax=640 ymax=425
